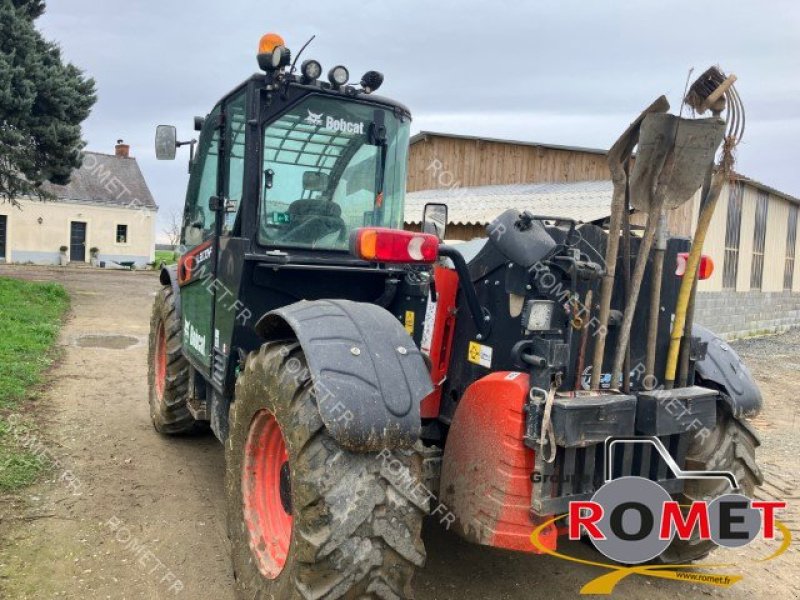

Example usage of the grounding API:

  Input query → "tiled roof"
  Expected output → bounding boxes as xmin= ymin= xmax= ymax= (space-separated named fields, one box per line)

xmin=41 ymin=151 xmax=157 ymax=210
xmin=404 ymin=180 xmax=614 ymax=225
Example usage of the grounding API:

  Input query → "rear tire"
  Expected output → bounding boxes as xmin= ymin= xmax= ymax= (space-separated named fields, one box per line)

xmin=657 ymin=408 xmax=762 ymax=563
xmin=226 ymin=340 xmax=426 ymax=599
xmin=147 ymin=285 xmax=204 ymax=434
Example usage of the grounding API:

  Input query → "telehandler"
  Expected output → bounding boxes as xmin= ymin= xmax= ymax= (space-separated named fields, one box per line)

xmin=150 ymin=34 xmax=762 ymax=598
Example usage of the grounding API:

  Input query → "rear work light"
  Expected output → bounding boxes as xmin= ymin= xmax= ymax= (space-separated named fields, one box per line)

xmin=350 ymin=228 xmax=439 ymax=264
xmin=676 ymin=252 xmax=715 ymax=280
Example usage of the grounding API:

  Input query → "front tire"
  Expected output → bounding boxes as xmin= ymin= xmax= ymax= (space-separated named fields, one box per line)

xmin=147 ymin=286 xmax=203 ymax=434
xmin=226 ymin=340 xmax=426 ymax=599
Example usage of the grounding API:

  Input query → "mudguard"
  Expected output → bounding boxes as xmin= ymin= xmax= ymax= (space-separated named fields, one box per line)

xmin=255 ymin=299 xmax=433 ymax=452
xmin=693 ymin=324 xmax=763 ymax=418
xmin=159 ymin=265 xmax=182 ymax=320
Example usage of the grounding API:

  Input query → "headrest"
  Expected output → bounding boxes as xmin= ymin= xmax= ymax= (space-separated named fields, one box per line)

xmin=303 ymin=171 xmax=329 ymax=192
xmin=288 ymin=199 xmax=342 ymax=218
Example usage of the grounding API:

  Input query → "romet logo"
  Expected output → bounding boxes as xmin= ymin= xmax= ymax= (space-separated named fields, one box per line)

xmin=529 ymin=436 xmax=791 ymax=594
xmin=570 ymin=480 xmax=781 ymax=562
xmin=303 ymin=109 xmax=365 ymax=135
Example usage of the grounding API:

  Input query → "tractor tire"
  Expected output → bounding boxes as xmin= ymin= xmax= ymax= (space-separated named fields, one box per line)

xmin=147 ymin=285 xmax=203 ymax=434
xmin=226 ymin=340 xmax=426 ymax=600
xmin=657 ymin=408 xmax=762 ymax=564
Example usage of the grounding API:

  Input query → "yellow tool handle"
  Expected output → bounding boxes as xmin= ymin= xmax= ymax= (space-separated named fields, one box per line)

xmin=664 ymin=170 xmax=725 ymax=385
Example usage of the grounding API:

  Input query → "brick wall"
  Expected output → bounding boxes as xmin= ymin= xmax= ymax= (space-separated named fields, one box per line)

xmin=694 ymin=290 xmax=800 ymax=340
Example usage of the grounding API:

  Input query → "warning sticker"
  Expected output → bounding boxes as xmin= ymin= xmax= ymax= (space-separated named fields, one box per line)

xmin=468 ymin=341 xmax=493 ymax=368
xmin=420 ymin=294 xmax=437 ymax=354
xmin=404 ymin=310 xmax=415 ymax=335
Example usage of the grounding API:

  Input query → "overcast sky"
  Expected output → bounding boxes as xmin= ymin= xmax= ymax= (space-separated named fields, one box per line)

xmin=39 ymin=0 xmax=800 ymax=241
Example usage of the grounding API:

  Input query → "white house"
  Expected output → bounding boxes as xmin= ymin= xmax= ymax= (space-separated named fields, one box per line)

xmin=0 ymin=142 xmax=157 ymax=267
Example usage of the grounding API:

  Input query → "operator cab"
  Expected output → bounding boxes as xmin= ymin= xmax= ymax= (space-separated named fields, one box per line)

xmin=258 ymin=95 xmax=409 ymax=251
xmin=156 ymin=31 xmax=411 ymax=261
xmin=153 ymin=33 xmax=422 ymax=435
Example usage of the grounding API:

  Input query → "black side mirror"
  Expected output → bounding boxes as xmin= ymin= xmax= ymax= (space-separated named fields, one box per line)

xmin=155 ymin=125 xmax=177 ymax=160
xmin=423 ymin=203 xmax=448 ymax=240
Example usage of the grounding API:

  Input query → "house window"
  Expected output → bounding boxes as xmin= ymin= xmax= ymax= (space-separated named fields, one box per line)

xmin=785 ymin=205 xmax=798 ymax=290
xmin=750 ymin=192 xmax=769 ymax=290
xmin=116 ymin=224 xmax=128 ymax=244
xmin=723 ymin=182 xmax=743 ymax=289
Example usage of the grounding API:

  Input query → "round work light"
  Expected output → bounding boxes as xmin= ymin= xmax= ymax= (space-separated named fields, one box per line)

xmin=328 ymin=65 xmax=349 ymax=87
xmin=301 ymin=59 xmax=322 ymax=82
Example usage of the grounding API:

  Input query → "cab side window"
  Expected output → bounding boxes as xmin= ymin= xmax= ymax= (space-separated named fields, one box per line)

xmin=182 ymin=106 xmax=221 ymax=248
xmin=223 ymin=92 xmax=247 ymax=235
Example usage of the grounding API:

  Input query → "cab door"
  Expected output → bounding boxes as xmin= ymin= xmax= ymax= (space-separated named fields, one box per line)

xmin=210 ymin=90 xmax=248 ymax=386
xmin=178 ymin=105 xmax=222 ymax=375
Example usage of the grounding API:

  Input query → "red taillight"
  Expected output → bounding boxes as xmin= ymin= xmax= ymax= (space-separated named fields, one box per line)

xmin=350 ymin=228 xmax=439 ymax=263
xmin=676 ymin=253 xmax=715 ymax=280
xmin=698 ymin=256 xmax=715 ymax=280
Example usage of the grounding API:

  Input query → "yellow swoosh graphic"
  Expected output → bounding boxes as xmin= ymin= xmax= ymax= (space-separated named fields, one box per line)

xmin=529 ymin=515 xmax=791 ymax=595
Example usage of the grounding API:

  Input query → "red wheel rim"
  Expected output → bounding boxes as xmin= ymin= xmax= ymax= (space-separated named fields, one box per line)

xmin=242 ymin=410 xmax=293 ymax=579
xmin=154 ymin=321 xmax=167 ymax=400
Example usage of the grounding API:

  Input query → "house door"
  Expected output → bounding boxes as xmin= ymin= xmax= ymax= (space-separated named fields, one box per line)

xmin=0 ymin=215 xmax=6 ymax=260
xmin=70 ymin=221 xmax=87 ymax=262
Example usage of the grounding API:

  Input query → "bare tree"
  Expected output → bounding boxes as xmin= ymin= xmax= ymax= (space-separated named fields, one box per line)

xmin=163 ymin=209 xmax=182 ymax=252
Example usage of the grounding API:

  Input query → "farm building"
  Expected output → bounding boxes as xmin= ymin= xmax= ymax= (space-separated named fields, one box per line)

xmin=404 ymin=131 xmax=800 ymax=339
xmin=0 ymin=142 xmax=157 ymax=267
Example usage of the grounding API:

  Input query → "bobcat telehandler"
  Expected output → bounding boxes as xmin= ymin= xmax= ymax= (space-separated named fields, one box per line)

xmin=149 ymin=33 xmax=763 ymax=599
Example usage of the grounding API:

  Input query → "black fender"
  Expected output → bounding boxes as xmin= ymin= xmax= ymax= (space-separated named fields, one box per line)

xmin=159 ymin=265 xmax=182 ymax=321
xmin=693 ymin=324 xmax=763 ymax=418
xmin=255 ymin=299 xmax=433 ymax=452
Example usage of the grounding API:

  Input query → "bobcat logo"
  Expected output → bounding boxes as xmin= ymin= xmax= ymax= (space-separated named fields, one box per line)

xmin=304 ymin=109 xmax=323 ymax=126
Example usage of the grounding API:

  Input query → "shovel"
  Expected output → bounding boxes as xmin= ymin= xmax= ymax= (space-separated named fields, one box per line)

xmin=609 ymin=113 xmax=725 ymax=388
xmin=589 ymin=96 xmax=669 ymax=390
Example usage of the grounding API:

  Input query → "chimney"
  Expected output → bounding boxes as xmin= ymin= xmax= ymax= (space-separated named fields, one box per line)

xmin=115 ymin=139 xmax=130 ymax=158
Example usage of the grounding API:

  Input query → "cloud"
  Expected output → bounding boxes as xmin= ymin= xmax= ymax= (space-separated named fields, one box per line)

xmin=38 ymin=0 xmax=800 ymax=239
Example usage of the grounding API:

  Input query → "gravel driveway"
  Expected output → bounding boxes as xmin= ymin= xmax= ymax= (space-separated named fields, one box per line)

xmin=0 ymin=265 xmax=797 ymax=599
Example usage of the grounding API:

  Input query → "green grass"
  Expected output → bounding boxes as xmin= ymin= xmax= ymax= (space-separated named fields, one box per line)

xmin=155 ymin=249 xmax=178 ymax=265
xmin=0 ymin=277 xmax=70 ymax=491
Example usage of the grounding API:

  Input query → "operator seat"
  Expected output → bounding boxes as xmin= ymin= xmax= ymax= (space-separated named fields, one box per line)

xmin=280 ymin=170 xmax=346 ymax=243
xmin=284 ymin=198 xmax=346 ymax=243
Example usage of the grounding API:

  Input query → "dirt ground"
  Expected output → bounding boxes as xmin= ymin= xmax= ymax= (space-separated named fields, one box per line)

xmin=0 ymin=265 xmax=797 ymax=599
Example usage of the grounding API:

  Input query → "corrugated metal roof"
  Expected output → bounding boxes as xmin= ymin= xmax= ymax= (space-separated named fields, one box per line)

xmin=41 ymin=151 xmax=158 ymax=210
xmin=404 ymin=180 xmax=614 ymax=225
xmin=409 ymin=130 xmax=608 ymax=156
xmin=732 ymin=172 xmax=800 ymax=206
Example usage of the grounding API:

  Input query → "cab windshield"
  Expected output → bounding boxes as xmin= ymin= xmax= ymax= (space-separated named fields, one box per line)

xmin=259 ymin=95 xmax=410 ymax=250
